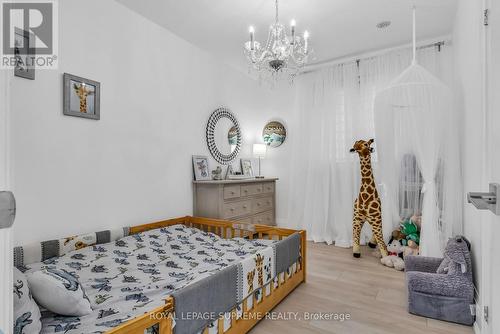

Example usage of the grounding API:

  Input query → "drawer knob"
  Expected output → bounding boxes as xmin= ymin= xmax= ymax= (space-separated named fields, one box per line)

xmin=230 ymin=191 xmax=235 ymax=195
xmin=267 ymin=201 xmax=271 ymax=205
xmin=244 ymin=190 xmax=248 ymax=192
xmin=243 ymin=205 xmax=247 ymax=209
xmin=257 ymin=203 xmax=261 ymax=206
xmin=230 ymin=208 xmax=234 ymax=211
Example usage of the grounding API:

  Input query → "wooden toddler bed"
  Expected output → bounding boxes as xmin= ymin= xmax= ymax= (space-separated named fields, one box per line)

xmin=107 ymin=217 xmax=306 ymax=334
xmin=104 ymin=216 xmax=306 ymax=334
xmin=14 ymin=216 xmax=305 ymax=334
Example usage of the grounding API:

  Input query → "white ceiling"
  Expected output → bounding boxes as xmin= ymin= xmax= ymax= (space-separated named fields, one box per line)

xmin=116 ymin=0 xmax=457 ymax=73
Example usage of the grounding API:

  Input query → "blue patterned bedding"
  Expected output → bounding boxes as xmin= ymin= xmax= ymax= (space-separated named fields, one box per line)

xmin=22 ymin=224 xmax=277 ymax=334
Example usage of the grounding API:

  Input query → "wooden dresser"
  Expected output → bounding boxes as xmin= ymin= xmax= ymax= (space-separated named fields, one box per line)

xmin=193 ymin=178 xmax=278 ymax=226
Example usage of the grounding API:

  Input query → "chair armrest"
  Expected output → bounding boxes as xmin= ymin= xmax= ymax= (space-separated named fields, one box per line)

xmin=406 ymin=271 xmax=474 ymax=299
xmin=405 ymin=255 xmax=443 ymax=273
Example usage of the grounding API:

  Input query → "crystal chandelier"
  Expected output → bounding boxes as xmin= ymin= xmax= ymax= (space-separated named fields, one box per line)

xmin=244 ymin=0 xmax=311 ymax=83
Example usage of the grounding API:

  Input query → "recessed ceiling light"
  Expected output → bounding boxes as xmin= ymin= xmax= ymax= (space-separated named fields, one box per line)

xmin=376 ymin=21 xmax=392 ymax=29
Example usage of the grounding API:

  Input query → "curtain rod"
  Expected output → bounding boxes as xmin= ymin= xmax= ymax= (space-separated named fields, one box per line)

xmin=302 ymin=35 xmax=451 ymax=74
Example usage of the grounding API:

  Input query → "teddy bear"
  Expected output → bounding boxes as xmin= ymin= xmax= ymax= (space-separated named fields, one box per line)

xmin=392 ymin=229 xmax=406 ymax=241
xmin=380 ymin=238 xmax=405 ymax=271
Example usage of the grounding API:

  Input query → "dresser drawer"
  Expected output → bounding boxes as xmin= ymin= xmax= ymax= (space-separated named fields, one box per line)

xmin=235 ymin=217 xmax=253 ymax=224
xmin=262 ymin=182 xmax=275 ymax=194
xmin=252 ymin=196 xmax=273 ymax=214
xmin=223 ymin=185 xmax=241 ymax=199
xmin=223 ymin=200 xmax=252 ymax=219
xmin=240 ymin=183 xmax=263 ymax=197
xmin=253 ymin=211 xmax=274 ymax=225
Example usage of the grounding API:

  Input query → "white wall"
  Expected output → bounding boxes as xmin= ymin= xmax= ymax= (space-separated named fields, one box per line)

xmin=453 ymin=0 xmax=498 ymax=332
xmin=10 ymin=0 xmax=294 ymax=246
xmin=453 ymin=0 xmax=484 ymax=289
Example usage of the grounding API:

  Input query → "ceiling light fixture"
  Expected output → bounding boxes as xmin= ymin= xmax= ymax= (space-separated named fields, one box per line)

xmin=244 ymin=0 xmax=312 ymax=84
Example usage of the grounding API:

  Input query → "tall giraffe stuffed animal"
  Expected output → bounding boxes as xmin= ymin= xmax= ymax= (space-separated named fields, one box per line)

xmin=350 ymin=139 xmax=388 ymax=258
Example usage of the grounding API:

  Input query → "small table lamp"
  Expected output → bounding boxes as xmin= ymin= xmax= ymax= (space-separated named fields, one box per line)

xmin=253 ymin=144 xmax=267 ymax=178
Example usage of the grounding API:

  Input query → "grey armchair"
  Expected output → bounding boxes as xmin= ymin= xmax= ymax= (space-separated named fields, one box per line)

xmin=405 ymin=236 xmax=474 ymax=326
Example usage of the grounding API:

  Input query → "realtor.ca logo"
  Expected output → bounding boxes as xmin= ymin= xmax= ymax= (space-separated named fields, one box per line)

xmin=1 ymin=0 xmax=58 ymax=71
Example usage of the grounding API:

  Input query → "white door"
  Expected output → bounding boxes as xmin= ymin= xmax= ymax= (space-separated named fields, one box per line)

xmin=485 ymin=1 xmax=500 ymax=332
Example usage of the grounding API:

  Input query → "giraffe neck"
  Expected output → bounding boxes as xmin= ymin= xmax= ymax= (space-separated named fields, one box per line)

xmin=78 ymin=92 xmax=88 ymax=113
xmin=359 ymin=155 xmax=375 ymax=187
xmin=80 ymin=99 xmax=87 ymax=112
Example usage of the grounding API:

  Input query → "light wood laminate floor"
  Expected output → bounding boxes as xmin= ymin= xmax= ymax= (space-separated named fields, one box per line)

xmin=250 ymin=242 xmax=474 ymax=334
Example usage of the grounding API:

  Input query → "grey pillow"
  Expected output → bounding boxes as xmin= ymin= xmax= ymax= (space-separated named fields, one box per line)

xmin=28 ymin=268 xmax=92 ymax=316
xmin=13 ymin=267 xmax=42 ymax=334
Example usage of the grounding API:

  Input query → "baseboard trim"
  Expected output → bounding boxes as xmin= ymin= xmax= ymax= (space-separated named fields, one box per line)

xmin=474 ymin=320 xmax=481 ymax=334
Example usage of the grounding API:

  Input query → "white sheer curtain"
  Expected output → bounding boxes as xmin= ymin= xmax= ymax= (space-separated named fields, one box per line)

xmin=288 ymin=63 xmax=361 ymax=246
xmin=374 ymin=60 xmax=460 ymax=257
xmin=287 ymin=45 xmax=454 ymax=247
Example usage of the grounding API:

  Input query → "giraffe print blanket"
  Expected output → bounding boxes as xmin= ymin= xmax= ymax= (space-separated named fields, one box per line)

xmin=21 ymin=224 xmax=283 ymax=334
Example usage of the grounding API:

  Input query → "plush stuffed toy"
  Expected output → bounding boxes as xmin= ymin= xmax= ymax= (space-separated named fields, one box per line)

xmin=380 ymin=238 xmax=405 ymax=271
xmin=403 ymin=240 xmax=419 ymax=258
xmin=392 ymin=229 xmax=406 ymax=242
xmin=437 ymin=236 xmax=471 ymax=274
xmin=410 ymin=214 xmax=422 ymax=230
xmin=400 ymin=220 xmax=420 ymax=244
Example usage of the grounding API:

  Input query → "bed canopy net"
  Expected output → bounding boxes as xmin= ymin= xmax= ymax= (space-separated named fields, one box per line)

xmin=373 ymin=7 xmax=461 ymax=257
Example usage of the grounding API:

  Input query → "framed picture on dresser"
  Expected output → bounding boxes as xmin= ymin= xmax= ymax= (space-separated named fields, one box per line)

xmin=240 ymin=159 xmax=254 ymax=177
xmin=192 ymin=155 xmax=211 ymax=181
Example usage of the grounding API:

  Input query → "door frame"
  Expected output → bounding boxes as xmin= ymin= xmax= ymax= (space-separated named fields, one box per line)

xmin=0 ymin=67 xmax=13 ymax=334
xmin=483 ymin=0 xmax=500 ymax=332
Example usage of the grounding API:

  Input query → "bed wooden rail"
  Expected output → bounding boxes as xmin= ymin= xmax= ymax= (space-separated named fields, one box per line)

xmin=107 ymin=216 xmax=306 ymax=334
xmin=106 ymin=298 xmax=175 ymax=334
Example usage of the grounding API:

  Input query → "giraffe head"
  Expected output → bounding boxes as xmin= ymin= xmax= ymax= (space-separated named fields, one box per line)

xmin=350 ymin=139 xmax=374 ymax=157
xmin=73 ymin=83 xmax=93 ymax=99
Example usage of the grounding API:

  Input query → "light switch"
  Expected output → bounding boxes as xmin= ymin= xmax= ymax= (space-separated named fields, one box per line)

xmin=0 ymin=191 xmax=15 ymax=229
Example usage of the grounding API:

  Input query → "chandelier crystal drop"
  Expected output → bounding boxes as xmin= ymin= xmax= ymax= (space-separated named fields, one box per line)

xmin=244 ymin=0 xmax=312 ymax=84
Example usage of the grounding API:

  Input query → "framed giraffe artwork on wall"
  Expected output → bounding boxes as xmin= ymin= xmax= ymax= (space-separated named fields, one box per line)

xmin=63 ymin=73 xmax=101 ymax=120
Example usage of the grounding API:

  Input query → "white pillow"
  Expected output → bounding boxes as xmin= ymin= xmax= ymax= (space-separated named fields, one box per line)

xmin=27 ymin=268 xmax=92 ymax=316
xmin=13 ymin=267 xmax=42 ymax=334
